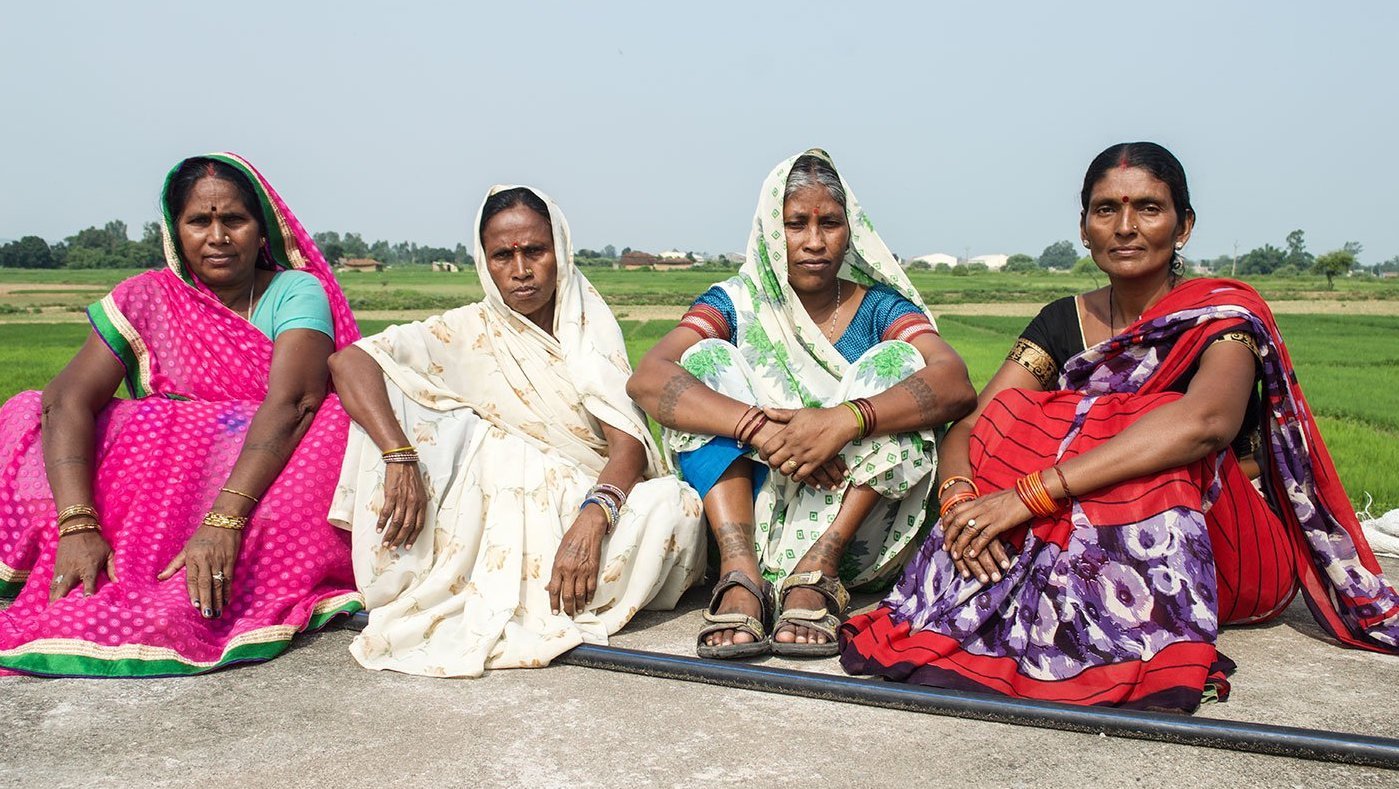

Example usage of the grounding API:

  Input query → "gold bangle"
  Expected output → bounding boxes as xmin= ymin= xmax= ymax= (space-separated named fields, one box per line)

xmin=202 ymin=512 xmax=249 ymax=531
xmin=937 ymin=476 xmax=979 ymax=499
xmin=58 ymin=520 xmax=101 ymax=538
xmin=219 ymin=487 xmax=260 ymax=504
xmin=381 ymin=445 xmax=415 ymax=456
xmin=56 ymin=504 xmax=99 ymax=525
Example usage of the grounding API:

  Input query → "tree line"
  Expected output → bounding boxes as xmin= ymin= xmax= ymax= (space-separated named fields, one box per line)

xmin=0 ymin=221 xmax=479 ymax=270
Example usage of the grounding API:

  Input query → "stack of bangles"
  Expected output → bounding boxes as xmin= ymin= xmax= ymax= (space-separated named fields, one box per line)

xmin=937 ymin=476 xmax=979 ymax=519
xmin=580 ymin=483 xmax=627 ymax=534
xmin=838 ymin=398 xmax=876 ymax=440
xmin=733 ymin=406 xmax=769 ymax=446
xmin=381 ymin=444 xmax=420 ymax=465
xmin=56 ymin=504 xmax=102 ymax=538
xmin=1015 ymin=466 xmax=1073 ymax=518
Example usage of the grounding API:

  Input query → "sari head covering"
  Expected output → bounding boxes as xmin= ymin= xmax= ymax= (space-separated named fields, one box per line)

xmin=331 ymin=185 xmax=703 ymax=677
xmin=0 ymin=152 xmax=362 ymax=676
xmin=353 ymin=185 xmax=663 ymax=477
xmin=741 ymin=148 xmax=932 ymax=388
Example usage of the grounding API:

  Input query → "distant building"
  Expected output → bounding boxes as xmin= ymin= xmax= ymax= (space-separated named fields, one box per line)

xmin=657 ymin=248 xmax=689 ymax=260
xmin=339 ymin=257 xmax=383 ymax=273
xmin=619 ymin=251 xmax=662 ymax=270
xmin=430 ymin=261 xmax=460 ymax=272
xmin=969 ymin=254 xmax=1009 ymax=271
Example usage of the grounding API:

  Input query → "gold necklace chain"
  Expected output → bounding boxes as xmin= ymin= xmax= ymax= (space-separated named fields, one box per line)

xmin=825 ymin=280 xmax=844 ymax=341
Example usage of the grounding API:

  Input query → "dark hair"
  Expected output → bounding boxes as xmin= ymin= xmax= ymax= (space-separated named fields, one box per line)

xmin=1080 ymin=142 xmax=1194 ymax=231
xmin=164 ymin=157 xmax=266 ymax=236
xmin=785 ymin=154 xmax=846 ymax=207
xmin=479 ymin=187 xmax=551 ymax=241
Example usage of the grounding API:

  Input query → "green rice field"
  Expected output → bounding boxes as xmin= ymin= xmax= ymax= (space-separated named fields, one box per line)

xmin=2 ymin=275 xmax=1395 ymax=512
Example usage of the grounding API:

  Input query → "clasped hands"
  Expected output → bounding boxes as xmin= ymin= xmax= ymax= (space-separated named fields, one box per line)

xmin=752 ymin=405 xmax=858 ymax=490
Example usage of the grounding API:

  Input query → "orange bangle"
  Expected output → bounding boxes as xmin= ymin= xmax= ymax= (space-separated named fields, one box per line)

xmin=939 ymin=492 xmax=978 ymax=519
xmin=1015 ymin=472 xmax=1060 ymax=518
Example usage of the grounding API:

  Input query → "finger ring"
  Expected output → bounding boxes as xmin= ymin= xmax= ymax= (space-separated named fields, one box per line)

xmin=782 ymin=460 xmax=797 ymax=472
xmin=212 ymin=571 xmax=227 ymax=584
xmin=966 ymin=518 xmax=978 ymax=530
xmin=51 ymin=574 xmax=64 ymax=587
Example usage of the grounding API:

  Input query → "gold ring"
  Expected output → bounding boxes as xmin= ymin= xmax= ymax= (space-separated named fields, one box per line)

xmin=782 ymin=460 xmax=797 ymax=472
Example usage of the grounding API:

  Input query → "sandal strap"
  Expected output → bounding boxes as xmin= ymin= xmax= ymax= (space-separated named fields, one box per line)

xmin=774 ymin=609 xmax=840 ymax=642
xmin=698 ymin=611 xmax=766 ymax=641
xmin=706 ymin=570 xmax=768 ymax=616
xmin=778 ymin=570 xmax=850 ymax=614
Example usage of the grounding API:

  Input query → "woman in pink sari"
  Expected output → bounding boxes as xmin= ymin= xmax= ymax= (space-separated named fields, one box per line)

xmin=0 ymin=153 xmax=363 ymax=676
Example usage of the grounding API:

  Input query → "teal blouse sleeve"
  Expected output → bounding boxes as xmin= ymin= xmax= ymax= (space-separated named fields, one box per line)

xmin=251 ymin=270 xmax=335 ymax=341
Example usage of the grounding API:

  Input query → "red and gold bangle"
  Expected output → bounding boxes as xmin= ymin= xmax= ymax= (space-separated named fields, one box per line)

xmin=1015 ymin=472 xmax=1061 ymax=518
xmin=937 ymin=476 xmax=979 ymax=499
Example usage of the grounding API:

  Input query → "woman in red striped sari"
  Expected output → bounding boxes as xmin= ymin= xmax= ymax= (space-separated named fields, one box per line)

xmin=840 ymin=142 xmax=1399 ymax=711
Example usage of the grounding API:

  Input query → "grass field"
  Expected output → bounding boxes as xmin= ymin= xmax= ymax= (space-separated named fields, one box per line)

xmin=4 ymin=304 xmax=1396 ymax=512
xmin=2 ymin=266 xmax=1397 ymax=319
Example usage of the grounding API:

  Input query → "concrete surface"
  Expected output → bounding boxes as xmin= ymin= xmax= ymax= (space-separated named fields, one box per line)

xmin=3 ymin=560 xmax=1398 ymax=788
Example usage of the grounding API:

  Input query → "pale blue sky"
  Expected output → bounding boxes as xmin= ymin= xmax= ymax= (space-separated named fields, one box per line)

xmin=2 ymin=2 xmax=1396 ymax=263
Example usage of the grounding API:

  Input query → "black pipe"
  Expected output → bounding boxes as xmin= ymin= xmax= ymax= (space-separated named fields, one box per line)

xmin=340 ymin=612 xmax=1398 ymax=768
xmin=555 ymin=643 xmax=1399 ymax=769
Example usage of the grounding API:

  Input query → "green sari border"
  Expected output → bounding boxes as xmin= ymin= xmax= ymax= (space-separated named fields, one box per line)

xmin=0 ymin=598 xmax=362 ymax=678
xmin=87 ymin=298 xmax=147 ymax=399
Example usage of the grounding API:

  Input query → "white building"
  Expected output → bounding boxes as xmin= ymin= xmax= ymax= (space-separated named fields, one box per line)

xmin=969 ymin=254 xmax=1009 ymax=271
xmin=658 ymin=248 xmax=689 ymax=261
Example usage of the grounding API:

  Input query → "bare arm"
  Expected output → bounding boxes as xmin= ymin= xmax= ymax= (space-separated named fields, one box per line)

xmin=159 ymin=327 xmax=334 ymax=617
xmin=41 ymin=333 xmax=125 ymax=601
xmin=328 ymin=344 xmax=412 ymax=452
xmin=627 ymin=327 xmax=757 ymax=439
xmin=949 ymin=340 xmax=1259 ymax=564
xmin=865 ymin=332 xmax=978 ymax=434
xmin=546 ymin=420 xmax=650 ymax=616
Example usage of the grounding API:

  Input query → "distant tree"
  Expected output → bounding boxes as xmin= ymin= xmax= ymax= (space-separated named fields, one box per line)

xmin=933 ymin=262 xmax=952 ymax=274
xmin=1003 ymin=253 xmax=1037 ymax=273
xmin=1037 ymin=240 xmax=1077 ymax=270
xmin=685 ymin=252 xmax=696 ymax=262
xmin=1313 ymin=248 xmax=1356 ymax=290
xmin=965 ymin=261 xmax=988 ymax=273
xmin=1342 ymin=240 xmax=1363 ymax=261
xmin=0 ymin=236 xmax=57 ymax=268
xmin=1284 ymin=229 xmax=1314 ymax=270
xmin=1376 ymin=255 xmax=1399 ymax=274
xmin=621 ymin=246 xmax=632 ymax=256
xmin=342 ymin=233 xmax=369 ymax=258
xmin=1272 ymin=264 xmax=1301 ymax=278
xmin=1071 ymin=256 xmax=1098 ymax=276
xmin=1238 ymin=244 xmax=1285 ymax=276
xmin=602 ymin=244 xmax=617 ymax=259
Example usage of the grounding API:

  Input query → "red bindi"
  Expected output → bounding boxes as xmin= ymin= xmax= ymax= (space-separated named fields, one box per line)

xmin=1122 ymin=195 xmax=1130 ymax=203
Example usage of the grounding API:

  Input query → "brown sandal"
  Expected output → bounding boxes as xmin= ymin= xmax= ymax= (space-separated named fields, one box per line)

xmin=696 ymin=570 xmax=773 ymax=659
xmin=769 ymin=570 xmax=849 ymax=657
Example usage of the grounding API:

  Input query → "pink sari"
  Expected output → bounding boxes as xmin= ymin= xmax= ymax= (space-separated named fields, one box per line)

xmin=0 ymin=153 xmax=364 ymax=676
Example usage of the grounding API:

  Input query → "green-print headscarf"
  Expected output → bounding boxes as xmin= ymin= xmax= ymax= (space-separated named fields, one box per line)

xmin=737 ymin=148 xmax=935 ymax=388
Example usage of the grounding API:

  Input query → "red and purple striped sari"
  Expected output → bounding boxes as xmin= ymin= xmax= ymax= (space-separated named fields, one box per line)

xmin=0 ymin=153 xmax=363 ymax=676
xmin=840 ymin=279 xmax=1399 ymax=710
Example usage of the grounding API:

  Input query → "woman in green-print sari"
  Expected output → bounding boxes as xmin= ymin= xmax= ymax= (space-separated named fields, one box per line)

xmin=629 ymin=150 xmax=976 ymax=658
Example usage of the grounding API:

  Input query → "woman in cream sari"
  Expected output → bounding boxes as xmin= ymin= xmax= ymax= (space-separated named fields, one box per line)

xmin=329 ymin=186 xmax=704 ymax=677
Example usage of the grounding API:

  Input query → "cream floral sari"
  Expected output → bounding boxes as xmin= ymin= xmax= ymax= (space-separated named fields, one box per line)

xmin=667 ymin=150 xmax=939 ymax=588
xmin=330 ymin=186 xmax=704 ymax=677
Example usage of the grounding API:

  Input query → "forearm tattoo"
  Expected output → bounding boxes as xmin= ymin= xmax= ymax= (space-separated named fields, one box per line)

xmin=713 ymin=520 xmax=756 ymax=561
xmin=896 ymin=375 xmax=940 ymax=425
xmin=657 ymin=374 xmax=699 ymax=425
